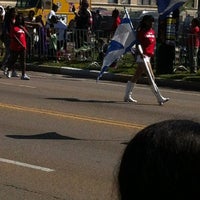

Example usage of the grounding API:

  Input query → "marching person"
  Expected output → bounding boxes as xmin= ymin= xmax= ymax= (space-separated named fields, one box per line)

xmin=124 ymin=15 xmax=169 ymax=105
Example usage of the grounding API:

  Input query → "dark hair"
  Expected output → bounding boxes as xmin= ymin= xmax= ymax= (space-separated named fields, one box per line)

xmin=141 ymin=14 xmax=154 ymax=23
xmin=118 ymin=119 xmax=200 ymax=200
xmin=15 ymin=13 xmax=25 ymax=26
xmin=136 ymin=14 xmax=154 ymax=32
xmin=81 ymin=2 xmax=89 ymax=8
xmin=192 ymin=17 xmax=200 ymax=27
xmin=28 ymin=10 xmax=35 ymax=16
xmin=52 ymin=3 xmax=58 ymax=11
xmin=112 ymin=8 xmax=119 ymax=18
xmin=8 ymin=7 xmax=17 ymax=17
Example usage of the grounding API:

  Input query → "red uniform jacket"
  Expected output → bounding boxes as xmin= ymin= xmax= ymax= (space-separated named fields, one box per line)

xmin=137 ymin=28 xmax=156 ymax=57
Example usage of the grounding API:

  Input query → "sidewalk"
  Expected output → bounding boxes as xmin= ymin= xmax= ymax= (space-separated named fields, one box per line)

xmin=27 ymin=64 xmax=200 ymax=92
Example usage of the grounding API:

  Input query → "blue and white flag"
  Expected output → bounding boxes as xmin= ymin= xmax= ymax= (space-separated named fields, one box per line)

xmin=97 ymin=9 xmax=136 ymax=80
xmin=157 ymin=0 xmax=187 ymax=18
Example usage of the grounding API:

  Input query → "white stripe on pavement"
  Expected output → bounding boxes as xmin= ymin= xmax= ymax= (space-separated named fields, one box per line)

xmin=0 ymin=158 xmax=55 ymax=172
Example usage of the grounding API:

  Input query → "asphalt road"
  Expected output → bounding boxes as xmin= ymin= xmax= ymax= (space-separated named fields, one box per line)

xmin=0 ymin=71 xmax=199 ymax=200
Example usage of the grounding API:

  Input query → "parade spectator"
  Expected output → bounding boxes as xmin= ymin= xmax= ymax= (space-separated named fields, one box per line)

xmin=68 ymin=18 xmax=76 ymax=30
xmin=0 ymin=5 xmax=5 ymax=21
xmin=110 ymin=8 xmax=121 ymax=37
xmin=108 ymin=8 xmax=121 ymax=68
xmin=72 ymin=0 xmax=92 ymax=48
xmin=1 ymin=7 xmax=17 ymax=74
xmin=35 ymin=15 xmax=47 ymax=59
xmin=92 ymin=9 xmax=103 ymax=32
xmin=53 ymin=15 xmax=67 ymax=52
xmin=118 ymin=119 xmax=200 ymax=200
xmin=124 ymin=15 xmax=169 ymax=105
xmin=5 ymin=13 xmax=30 ymax=80
xmin=0 ymin=5 xmax=5 ymax=56
xmin=47 ymin=3 xmax=59 ymax=25
xmin=45 ymin=14 xmax=67 ymax=61
xmin=47 ymin=23 xmax=57 ymax=61
xmin=188 ymin=17 xmax=200 ymax=73
xmin=24 ymin=10 xmax=36 ymax=59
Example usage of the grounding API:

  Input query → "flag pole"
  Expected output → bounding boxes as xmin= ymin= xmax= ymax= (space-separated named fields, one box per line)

xmin=123 ymin=6 xmax=134 ymax=31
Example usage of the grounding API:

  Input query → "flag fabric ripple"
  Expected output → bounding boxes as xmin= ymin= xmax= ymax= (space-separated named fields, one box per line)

xmin=97 ymin=10 xmax=136 ymax=80
xmin=157 ymin=0 xmax=187 ymax=18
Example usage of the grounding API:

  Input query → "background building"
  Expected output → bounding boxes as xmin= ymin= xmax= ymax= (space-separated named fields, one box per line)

xmin=0 ymin=0 xmax=16 ymax=7
xmin=0 ymin=0 xmax=199 ymax=19
xmin=92 ymin=0 xmax=198 ymax=19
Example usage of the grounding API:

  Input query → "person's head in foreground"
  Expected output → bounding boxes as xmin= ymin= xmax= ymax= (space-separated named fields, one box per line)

xmin=118 ymin=119 xmax=200 ymax=200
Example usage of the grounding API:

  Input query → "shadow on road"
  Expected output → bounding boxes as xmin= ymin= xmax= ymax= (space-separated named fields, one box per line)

xmin=6 ymin=132 xmax=80 ymax=140
xmin=45 ymin=97 xmax=160 ymax=106
xmin=46 ymin=97 xmax=116 ymax=103
xmin=6 ymin=132 xmax=129 ymax=143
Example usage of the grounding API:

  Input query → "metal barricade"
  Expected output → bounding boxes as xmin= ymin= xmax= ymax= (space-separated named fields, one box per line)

xmin=25 ymin=26 xmax=111 ymax=64
xmin=175 ymin=33 xmax=199 ymax=72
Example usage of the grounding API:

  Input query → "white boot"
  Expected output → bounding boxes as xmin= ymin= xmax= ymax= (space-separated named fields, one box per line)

xmin=151 ymin=85 xmax=169 ymax=105
xmin=124 ymin=81 xmax=137 ymax=103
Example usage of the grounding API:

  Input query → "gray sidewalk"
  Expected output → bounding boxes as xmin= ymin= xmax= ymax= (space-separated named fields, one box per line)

xmin=27 ymin=64 xmax=200 ymax=92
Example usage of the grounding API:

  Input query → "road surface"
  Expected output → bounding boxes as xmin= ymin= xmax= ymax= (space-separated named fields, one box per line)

xmin=0 ymin=71 xmax=199 ymax=200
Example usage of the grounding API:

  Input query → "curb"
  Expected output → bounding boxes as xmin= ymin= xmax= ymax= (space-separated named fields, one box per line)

xmin=27 ymin=64 xmax=200 ymax=92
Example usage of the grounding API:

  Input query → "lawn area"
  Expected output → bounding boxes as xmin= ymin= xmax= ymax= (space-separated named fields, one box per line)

xmin=28 ymin=52 xmax=200 ymax=82
xmin=1 ymin=53 xmax=200 ymax=83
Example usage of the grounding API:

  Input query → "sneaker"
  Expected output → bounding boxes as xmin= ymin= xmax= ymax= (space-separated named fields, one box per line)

xmin=12 ymin=71 xmax=19 ymax=77
xmin=3 ymin=67 xmax=8 ymax=75
xmin=6 ymin=71 xmax=12 ymax=78
xmin=21 ymin=74 xmax=30 ymax=80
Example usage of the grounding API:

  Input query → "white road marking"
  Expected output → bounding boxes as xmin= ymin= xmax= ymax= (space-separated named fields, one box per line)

xmin=18 ymin=84 xmax=36 ymax=88
xmin=0 ymin=158 xmax=55 ymax=172
xmin=0 ymin=81 xmax=36 ymax=88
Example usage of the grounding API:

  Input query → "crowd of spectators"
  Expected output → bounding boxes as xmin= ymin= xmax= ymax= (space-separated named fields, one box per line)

xmin=1 ymin=3 xmax=199 ymax=74
xmin=0 ymin=3 xmax=116 ymax=64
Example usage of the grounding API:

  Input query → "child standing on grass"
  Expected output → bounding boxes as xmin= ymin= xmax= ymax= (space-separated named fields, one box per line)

xmin=6 ymin=13 xmax=30 ymax=80
xmin=47 ymin=24 xmax=57 ymax=61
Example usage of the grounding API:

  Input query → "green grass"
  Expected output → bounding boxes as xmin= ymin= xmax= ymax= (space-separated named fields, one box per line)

xmin=32 ymin=55 xmax=200 ymax=82
xmin=2 ymin=54 xmax=200 ymax=82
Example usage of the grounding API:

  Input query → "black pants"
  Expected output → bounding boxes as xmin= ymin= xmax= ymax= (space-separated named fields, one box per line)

xmin=7 ymin=50 xmax=26 ymax=76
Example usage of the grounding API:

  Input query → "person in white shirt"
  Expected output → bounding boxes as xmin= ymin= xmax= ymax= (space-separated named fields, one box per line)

xmin=47 ymin=3 xmax=59 ymax=25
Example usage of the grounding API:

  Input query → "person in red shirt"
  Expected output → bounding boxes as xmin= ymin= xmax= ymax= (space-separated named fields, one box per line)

xmin=188 ymin=17 xmax=200 ymax=73
xmin=1 ymin=7 xmax=17 ymax=74
xmin=124 ymin=15 xmax=169 ymax=105
xmin=110 ymin=9 xmax=121 ymax=38
xmin=6 ymin=13 xmax=30 ymax=80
